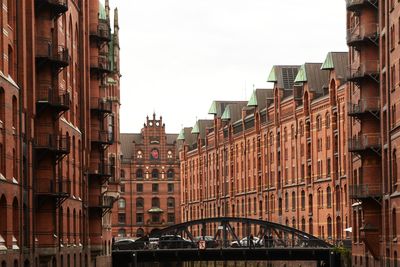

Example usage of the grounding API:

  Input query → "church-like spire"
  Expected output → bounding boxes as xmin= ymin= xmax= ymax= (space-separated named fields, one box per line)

xmin=105 ymin=0 xmax=110 ymax=22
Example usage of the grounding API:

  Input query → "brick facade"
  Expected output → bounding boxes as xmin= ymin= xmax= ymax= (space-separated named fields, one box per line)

xmin=112 ymin=115 xmax=180 ymax=239
xmin=178 ymin=55 xmax=351 ymax=247
xmin=0 ymin=0 xmax=121 ymax=266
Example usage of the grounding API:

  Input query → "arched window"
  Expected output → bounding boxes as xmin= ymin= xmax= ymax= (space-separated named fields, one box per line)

xmin=327 ymin=217 xmax=332 ymax=238
xmin=118 ymin=199 xmax=126 ymax=209
xmin=301 ymin=218 xmax=306 ymax=232
xmin=12 ymin=198 xmax=18 ymax=245
xmin=299 ymin=121 xmax=304 ymax=136
xmin=316 ymin=115 xmax=322 ymax=131
xmin=394 ymin=208 xmax=397 ymax=239
xmin=152 ymin=169 xmax=159 ymax=179
xmin=136 ymin=169 xmax=143 ymax=179
xmin=291 ymin=191 xmax=296 ymax=211
xmin=167 ymin=169 xmax=174 ymax=179
xmin=167 ymin=197 xmax=175 ymax=208
xmin=326 ymin=187 xmax=332 ymax=208
xmin=284 ymin=192 xmax=289 ymax=211
xmin=271 ymin=194 xmax=275 ymax=213
xmin=136 ymin=198 xmax=144 ymax=209
xmin=325 ymin=113 xmax=330 ymax=129
xmin=394 ymin=150 xmax=398 ymax=190
xmin=308 ymin=194 xmax=313 ymax=213
xmin=0 ymin=195 xmax=7 ymax=244
xmin=309 ymin=218 xmax=313 ymax=235
xmin=278 ymin=197 xmax=282 ymax=215
xmin=152 ymin=197 xmax=160 ymax=208
xmin=301 ymin=190 xmax=305 ymax=210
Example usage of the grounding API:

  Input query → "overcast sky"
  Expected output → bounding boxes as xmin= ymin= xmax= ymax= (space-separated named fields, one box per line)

xmin=108 ymin=0 xmax=347 ymax=134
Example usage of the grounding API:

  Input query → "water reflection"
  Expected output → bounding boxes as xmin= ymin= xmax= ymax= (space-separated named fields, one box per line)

xmin=137 ymin=261 xmax=317 ymax=267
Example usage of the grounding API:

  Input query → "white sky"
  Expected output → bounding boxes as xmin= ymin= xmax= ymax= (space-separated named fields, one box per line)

xmin=108 ymin=0 xmax=347 ymax=134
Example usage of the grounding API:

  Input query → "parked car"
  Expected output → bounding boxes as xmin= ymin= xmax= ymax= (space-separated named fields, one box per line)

xmin=194 ymin=236 xmax=219 ymax=248
xmin=148 ymin=237 xmax=159 ymax=249
xmin=158 ymin=235 xmax=197 ymax=249
xmin=112 ymin=238 xmax=145 ymax=250
xmin=230 ymin=236 xmax=261 ymax=247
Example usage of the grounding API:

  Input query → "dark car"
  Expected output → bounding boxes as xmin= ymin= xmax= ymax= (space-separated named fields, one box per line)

xmin=158 ymin=235 xmax=197 ymax=249
xmin=194 ymin=236 xmax=219 ymax=248
xmin=112 ymin=238 xmax=146 ymax=250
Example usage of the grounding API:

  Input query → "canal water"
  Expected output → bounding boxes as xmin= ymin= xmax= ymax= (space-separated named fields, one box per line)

xmin=136 ymin=261 xmax=319 ymax=267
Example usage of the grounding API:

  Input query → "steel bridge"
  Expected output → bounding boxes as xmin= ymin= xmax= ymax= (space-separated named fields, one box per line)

xmin=112 ymin=217 xmax=341 ymax=267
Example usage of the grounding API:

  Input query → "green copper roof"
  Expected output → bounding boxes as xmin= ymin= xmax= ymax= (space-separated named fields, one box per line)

xmin=208 ymin=101 xmax=217 ymax=115
xmin=177 ymin=129 xmax=185 ymax=140
xmin=294 ymin=65 xmax=307 ymax=83
xmin=221 ymin=106 xmax=231 ymax=121
xmin=191 ymin=122 xmax=200 ymax=134
xmin=267 ymin=66 xmax=278 ymax=82
xmin=321 ymin=53 xmax=334 ymax=70
xmin=247 ymin=90 xmax=258 ymax=107
xmin=99 ymin=1 xmax=107 ymax=20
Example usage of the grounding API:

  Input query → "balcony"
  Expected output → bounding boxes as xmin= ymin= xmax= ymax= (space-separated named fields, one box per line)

xmin=347 ymin=23 xmax=379 ymax=47
xmin=37 ymin=84 xmax=70 ymax=113
xmin=348 ymin=98 xmax=380 ymax=119
xmin=89 ymin=195 xmax=114 ymax=216
xmin=34 ymin=134 xmax=70 ymax=157
xmin=90 ymin=97 xmax=113 ymax=114
xmin=35 ymin=0 xmax=68 ymax=16
xmin=90 ymin=54 xmax=111 ymax=75
xmin=36 ymin=38 xmax=70 ymax=69
xmin=89 ymin=20 xmax=111 ymax=43
xmin=36 ymin=179 xmax=71 ymax=197
xmin=91 ymin=130 xmax=114 ymax=145
xmin=347 ymin=60 xmax=379 ymax=83
xmin=105 ymin=181 xmax=120 ymax=199
xmin=349 ymin=184 xmax=381 ymax=199
xmin=348 ymin=134 xmax=381 ymax=154
xmin=346 ymin=0 xmax=378 ymax=11
xmin=89 ymin=162 xmax=113 ymax=180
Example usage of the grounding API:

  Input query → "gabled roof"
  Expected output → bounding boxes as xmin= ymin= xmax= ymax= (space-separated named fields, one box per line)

xmin=294 ymin=63 xmax=329 ymax=94
xmin=321 ymin=52 xmax=348 ymax=82
xmin=177 ymin=129 xmax=185 ymax=140
xmin=247 ymin=89 xmax=273 ymax=109
xmin=221 ymin=102 xmax=248 ymax=121
xmin=267 ymin=65 xmax=300 ymax=89
xmin=191 ymin=120 xmax=213 ymax=139
xmin=208 ymin=101 xmax=242 ymax=117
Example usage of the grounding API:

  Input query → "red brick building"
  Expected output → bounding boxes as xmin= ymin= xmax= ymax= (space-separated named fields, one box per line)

xmin=0 ymin=0 xmax=121 ymax=266
xmin=347 ymin=0 xmax=399 ymax=265
xmin=112 ymin=115 xmax=180 ymax=238
xmin=178 ymin=53 xmax=351 ymax=245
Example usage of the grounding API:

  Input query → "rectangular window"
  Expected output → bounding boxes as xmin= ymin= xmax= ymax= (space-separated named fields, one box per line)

xmin=137 ymin=184 xmax=143 ymax=193
xmin=168 ymin=183 xmax=174 ymax=193
xmin=152 ymin=183 xmax=159 ymax=193
xmin=120 ymin=184 xmax=125 ymax=193
xmin=391 ymin=64 xmax=396 ymax=91
xmin=118 ymin=213 xmax=126 ymax=224
xmin=167 ymin=213 xmax=175 ymax=223
xmin=136 ymin=213 xmax=143 ymax=224
xmin=327 ymin=158 xmax=331 ymax=177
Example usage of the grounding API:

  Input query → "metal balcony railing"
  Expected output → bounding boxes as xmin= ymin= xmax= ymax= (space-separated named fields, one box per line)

xmin=89 ymin=20 xmax=111 ymax=43
xmin=89 ymin=195 xmax=113 ymax=209
xmin=34 ymin=134 xmax=71 ymax=155
xmin=36 ymin=179 xmax=71 ymax=197
xmin=346 ymin=0 xmax=378 ymax=11
xmin=37 ymin=85 xmax=70 ymax=112
xmin=36 ymin=38 xmax=70 ymax=69
xmin=347 ymin=60 xmax=379 ymax=82
xmin=347 ymin=23 xmax=379 ymax=46
xmin=90 ymin=97 xmax=113 ymax=114
xmin=348 ymin=134 xmax=381 ymax=152
xmin=92 ymin=130 xmax=114 ymax=145
xmin=90 ymin=54 xmax=111 ymax=74
xmin=36 ymin=0 xmax=68 ymax=14
xmin=348 ymin=97 xmax=380 ymax=117
xmin=89 ymin=162 xmax=113 ymax=178
xmin=349 ymin=184 xmax=381 ymax=199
